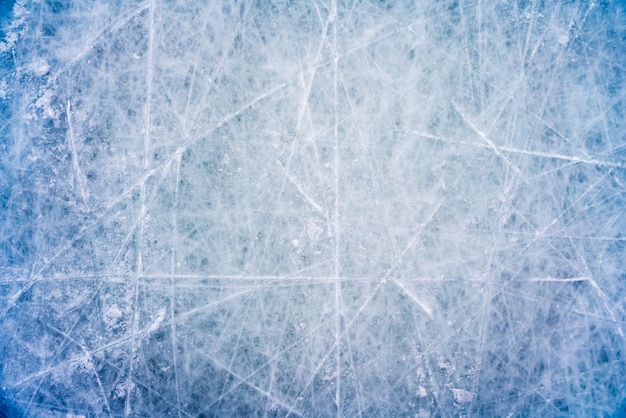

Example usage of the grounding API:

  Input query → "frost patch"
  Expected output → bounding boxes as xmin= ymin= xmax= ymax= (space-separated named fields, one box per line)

xmin=33 ymin=89 xmax=60 ymax=125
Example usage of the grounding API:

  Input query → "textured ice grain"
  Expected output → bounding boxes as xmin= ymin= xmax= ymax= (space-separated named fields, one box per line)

xmin=1 ymin=0 xmax=625 ymax=416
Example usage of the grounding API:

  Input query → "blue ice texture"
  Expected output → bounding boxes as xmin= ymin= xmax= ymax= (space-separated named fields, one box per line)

xmin=1 ymin=0 xmax=625 ymax=416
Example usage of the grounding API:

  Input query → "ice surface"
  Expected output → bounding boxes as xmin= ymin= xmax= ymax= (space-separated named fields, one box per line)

xmin=1 ymin=0 xmax=625 ymax=416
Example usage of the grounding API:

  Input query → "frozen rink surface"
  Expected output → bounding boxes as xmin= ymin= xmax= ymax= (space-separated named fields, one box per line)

xmin=1 ymin=0 xmax=625 ymax=416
